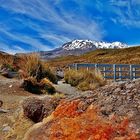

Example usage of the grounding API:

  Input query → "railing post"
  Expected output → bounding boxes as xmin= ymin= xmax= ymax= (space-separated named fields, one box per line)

xmin=133 ymin=67 xmax=136 ymax=79
xmin=113 ymin=64 xmax=116 ymax=81
xmin=103 ymin=66 xmax=106 ymax=79
xmin=75 ymin=63 xmax=78 ymax=70
xmin=119 ymin=66 xmax=122 ymax=80
xmin=95 ymin=64 xmax=98 ymax=71
xmin=130 ymin=65 xmax=133 ymax=80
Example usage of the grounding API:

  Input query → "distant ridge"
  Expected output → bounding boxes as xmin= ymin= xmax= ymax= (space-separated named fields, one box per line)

xmin=38 ymin=40 xmax=128 ymax=59
xmin=46 ymin=46 xmax=140 ymax=68
xmin=0 ymin=51 xmax=10 ymax=55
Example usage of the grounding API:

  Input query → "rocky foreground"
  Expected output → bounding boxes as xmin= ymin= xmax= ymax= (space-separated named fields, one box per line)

xmin=1 ymin=78 xmax=140 ymax=139
xmin=22 ymin=79 xmax=140 ymax=139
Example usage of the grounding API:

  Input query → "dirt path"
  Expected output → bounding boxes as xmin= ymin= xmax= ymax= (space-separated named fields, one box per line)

xmin=0 ymin=76 xmax=35 ymax=139
xmin=54 ymin=80 xmax=93 ymax=99
xmin=54 ymin=81 xmax=82 ymax=96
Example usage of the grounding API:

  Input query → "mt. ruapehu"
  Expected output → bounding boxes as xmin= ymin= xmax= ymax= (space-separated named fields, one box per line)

xmin=39 ymin=40 xmax=128 ymax=59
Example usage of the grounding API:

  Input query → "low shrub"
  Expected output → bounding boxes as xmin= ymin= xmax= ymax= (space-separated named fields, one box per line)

xmin=18 ymin=54 xmax=57 ymax=83
xmin=78 ymin=70 xmax=106 ymax=91
xmin=21 ymin=77 xmax=56 ymax=95
xmin=35 ymin=66 xmax=58 ymax=84
xmin=21 ymin=77 xmax=41 ymax=94
xmin=39 ymin=78 xmax=56 ymax=94
xmin=64 ymin=69 xmax=84 ymax=86
xmin=64 ymin=69 xmax=106 ymax=90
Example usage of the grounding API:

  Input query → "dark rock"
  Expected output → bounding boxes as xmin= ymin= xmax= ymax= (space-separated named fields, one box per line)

xmin=0 ymin=100 xmax=3 ymax=107
xmin=22 ymin=97 xmax=43 ymax=123
xmin=22 ymin=96 xmax=61 ymax=123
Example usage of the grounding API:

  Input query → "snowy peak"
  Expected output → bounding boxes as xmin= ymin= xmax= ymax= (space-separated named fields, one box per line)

xmin=38 ymin=40 xmax=128 ymax=59
xmin=62 ymin=40 xmax=128 ymax=50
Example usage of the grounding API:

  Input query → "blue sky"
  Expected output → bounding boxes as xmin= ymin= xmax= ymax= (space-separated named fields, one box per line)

xmin=0 ymin=0 xmax=140 ymax=54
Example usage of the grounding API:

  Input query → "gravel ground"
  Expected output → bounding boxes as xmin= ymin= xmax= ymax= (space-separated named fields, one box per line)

xmin=0 ymin=76 xmax=35 ymax=139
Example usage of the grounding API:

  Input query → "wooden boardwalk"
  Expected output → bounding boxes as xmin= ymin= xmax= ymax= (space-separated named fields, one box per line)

xmin=69 ymin=63 xmax=140 ymax=81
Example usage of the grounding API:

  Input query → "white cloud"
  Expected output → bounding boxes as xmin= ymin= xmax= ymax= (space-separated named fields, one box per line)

xmin=0 ymin=28 xmax=51 ymax=51
xmin=41 ymin=34 xmax=70 ymax=45
xmin=109 ymin=0 xmax=140 ymax=28
xmin=0 ymin=42 xmax=25 ymax=54
xmin=0 ymin=0 xmax=104 ymax=41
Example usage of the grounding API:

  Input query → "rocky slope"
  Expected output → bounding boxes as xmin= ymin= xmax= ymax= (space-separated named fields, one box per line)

xmin=21 ymin=79 xmax=140 ymax=139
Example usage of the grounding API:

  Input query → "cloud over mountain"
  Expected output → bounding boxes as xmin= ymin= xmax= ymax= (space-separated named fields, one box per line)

xmin=0 ymin=0 xmax=140 ymax=53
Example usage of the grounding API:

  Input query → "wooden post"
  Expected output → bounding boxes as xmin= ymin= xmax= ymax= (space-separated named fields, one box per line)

xmin=113 ymin=64 xmax=116 ymax=81
xmin=87 ymin=67 xmax=89 ymax=71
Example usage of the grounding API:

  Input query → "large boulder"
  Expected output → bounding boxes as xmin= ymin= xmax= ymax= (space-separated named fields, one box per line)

xmin=22 ymin=97 xmax=43 ymax=123
xmin=22 ymin=96 xmax=61 ymax=123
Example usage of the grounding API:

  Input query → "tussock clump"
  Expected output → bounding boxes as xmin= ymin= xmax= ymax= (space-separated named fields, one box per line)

xmin=21 ymin=77 xmax=55 ymax=94
xmin=64 ymin=69 xmax=106 ymax=90
xmin=19 ymin=53 xmax=57 ymax=83
xmin=18 ymin=53 xmax=40 ymax=78
xmin=39 ymin=78 xmax=56 ymax=94
xmin=0 ymin=53 xmax=13 ymax=66
xmin=64 ymin=69 xmax=84 ymax=86
xmin=78 ymin=70 xmax=106 ymax=91
xmin=20 ymin=54 xmax=57 ymax=94
xmin=21 ymin=77 xmax=41 ymax=94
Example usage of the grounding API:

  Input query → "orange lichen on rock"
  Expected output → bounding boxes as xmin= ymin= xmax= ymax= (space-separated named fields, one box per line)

xmin=24 ymin=100 xmax=139 ymax=140
xmin=53 ymin=100 xmax=82 ymax=118
xmin=50 ymin=100 xmax=138 ymax=140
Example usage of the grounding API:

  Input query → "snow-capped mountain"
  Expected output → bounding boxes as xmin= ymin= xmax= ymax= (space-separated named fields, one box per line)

xmin=39 ymin=40 xmax=128 ymax=59
xmin=62 ymin=40 xmax=127 ymax=50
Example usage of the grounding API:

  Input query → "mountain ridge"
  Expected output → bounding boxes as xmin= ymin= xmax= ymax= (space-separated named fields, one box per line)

xmin=46 ymin=46 xmax=140 ymax=68
xmin=40 ymin=40 xmax=128 ymax=59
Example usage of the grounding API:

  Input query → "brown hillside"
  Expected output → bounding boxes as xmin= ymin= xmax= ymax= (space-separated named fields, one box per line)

xmin=47 ymin=46 xmax=140 ymax=68
xmin=0 ymin=52 xmax=14 ymax=65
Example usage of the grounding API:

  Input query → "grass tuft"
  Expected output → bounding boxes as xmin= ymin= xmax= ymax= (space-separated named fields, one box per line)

xmin=64 ymin=69 xmax=106 ymax=91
